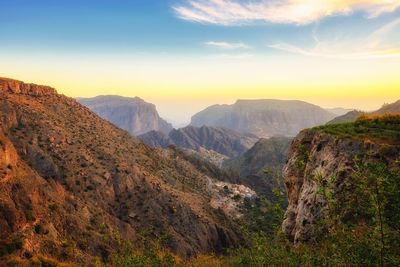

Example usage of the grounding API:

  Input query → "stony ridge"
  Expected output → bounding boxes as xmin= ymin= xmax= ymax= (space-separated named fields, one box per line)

xmin=139 ymin=125 xmax=258 ymax=159
xmin=0 ymin=78 xmax=57 ymax=96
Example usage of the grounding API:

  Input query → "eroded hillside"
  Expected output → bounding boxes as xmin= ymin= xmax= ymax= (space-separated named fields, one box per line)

xmin=0 ymin=78 xmax=244 ymax=265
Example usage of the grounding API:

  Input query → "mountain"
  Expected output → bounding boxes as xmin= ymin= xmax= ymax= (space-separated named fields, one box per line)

xmin=77 ymin=95 xmax=173 ymax=136
xmin=327 ymin=99 xmax=400 ymax=124
xmin=283 ymin=114 xmax=400 ymax=244
xmin=190 ymin=99 xmax=335 ymax=137
xmin=0 ymin=78 xmax=246 ymax=264
xmin=138 ymin=125 xmax=258 ymax=158
xmin=325 ymin=107 xmax=353 ymax=116
xmin=223 ymin=137 xmax=292 ymax=198
xmin=326 ymin=110 xmax=365 ymax=124
xmin=375 ymin=99 xmax=400 ymax=114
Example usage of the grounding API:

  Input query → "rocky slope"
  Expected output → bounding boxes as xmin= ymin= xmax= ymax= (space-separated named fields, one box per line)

xmin=375 ymin=99 xmax=400 ymax=114
xmin=190 ymin=99 xmax=335 ymax=137
xmin=0 ymin=78 xmax=243 ymax=265
xmin=77 ymin=95 xmax=172 ymax=136
xmin=223 ymin=137 xmax=292 ymax=198
xmin=139 ymin=125 xmax=258 ymax=158
xmin=282 ymin=116 xmax=400 ymax=243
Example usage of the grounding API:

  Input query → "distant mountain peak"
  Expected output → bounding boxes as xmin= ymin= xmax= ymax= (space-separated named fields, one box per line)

xmin=77 ymin=95 xmax=172 ymax=136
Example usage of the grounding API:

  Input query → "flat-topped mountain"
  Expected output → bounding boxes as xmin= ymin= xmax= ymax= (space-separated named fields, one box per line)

xmin=0 ymin=78 xmax=242 ymax=264
xmin=139 ymin=125 xmax=258 ymax=158
xmin=190 ymin=99 xmax=335 ymax=137
xmin=77 ymin=95 xmax=173 ymax=136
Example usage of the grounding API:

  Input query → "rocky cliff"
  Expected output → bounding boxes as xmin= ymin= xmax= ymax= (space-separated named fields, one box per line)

xmin=282 ymin=117 xmax=400 ymax=243
xmin=0 ymin=78 xmax=242 ymax=265
xmin=77 ymin=95 xmax=173 ymax=136
xmin=191 ymin=99 xmax=335 ymax=137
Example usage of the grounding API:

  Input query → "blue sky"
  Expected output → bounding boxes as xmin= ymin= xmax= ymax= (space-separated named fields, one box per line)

xmin=4 ymin=0 xmax=398 ymax=55
xmin=0 ymin=0 xmax=311 ymax=54
xmin=1 ymin=0 xmax=399 ymax=124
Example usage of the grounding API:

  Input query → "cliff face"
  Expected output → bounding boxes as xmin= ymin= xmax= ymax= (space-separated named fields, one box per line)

xmin=282 ymin=127 xmax=400 ymax=243
xmin=190 ymin=99 xmax=335 ymax=138
xmin=77 ymin=95 xmax=173 ymax=136
xmin=0 ymin=78 xmax=241 ymax=264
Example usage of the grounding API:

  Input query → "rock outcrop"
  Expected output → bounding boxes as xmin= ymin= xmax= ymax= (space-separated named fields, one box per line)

xmin=282 ymin=125 xmax=400 ymax=243
xmin=0 ymin=77 xmax=56 ymax=96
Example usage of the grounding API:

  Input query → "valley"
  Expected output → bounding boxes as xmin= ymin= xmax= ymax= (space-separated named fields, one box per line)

xmin=0 ymin=77 xmax=399 ymax=266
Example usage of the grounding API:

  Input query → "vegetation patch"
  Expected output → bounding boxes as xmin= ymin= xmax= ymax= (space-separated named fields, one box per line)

xmin=315 ymin=113 xmax=400 ymax=144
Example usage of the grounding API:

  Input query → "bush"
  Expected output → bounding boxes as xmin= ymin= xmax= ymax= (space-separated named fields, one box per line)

xmin=0 ymin=237 xmax=23 ymax=257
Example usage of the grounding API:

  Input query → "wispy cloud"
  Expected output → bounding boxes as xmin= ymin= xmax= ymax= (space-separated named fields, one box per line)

xmin=174 ymin=0 xmax=400 ymax=25
xmin=269 ymin=18 xmax=400 ymax=59
xmin=211 ymin=52 xmax=254 ymax=59
xmin=205 ymin=41 xmax=251 ymax=49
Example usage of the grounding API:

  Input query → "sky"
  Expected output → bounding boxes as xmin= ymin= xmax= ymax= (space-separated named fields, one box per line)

xmin=0 ymin=0 xmax=399 ymax=125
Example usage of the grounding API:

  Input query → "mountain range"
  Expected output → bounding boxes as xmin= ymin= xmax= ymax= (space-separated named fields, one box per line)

xmin=138 ymin=126 xmax=258 ymax=159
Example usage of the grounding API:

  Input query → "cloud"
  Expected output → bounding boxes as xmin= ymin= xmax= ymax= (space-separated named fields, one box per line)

xmin=211 ymin=52 xmax=254 ymax=59
xmin=205 ymin=41 xmax=251 ymax=49
xmin=174 ymin=0 xmax=400 ymax=25
xmin=269 ymin=18 xmax=400 ymax=59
